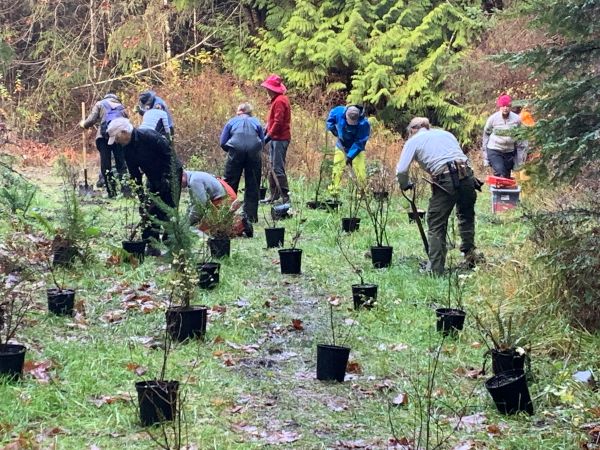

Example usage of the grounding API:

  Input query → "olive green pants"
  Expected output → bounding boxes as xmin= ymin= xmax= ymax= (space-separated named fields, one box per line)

xmin=427 ymin=174 xmax=477 ymax=275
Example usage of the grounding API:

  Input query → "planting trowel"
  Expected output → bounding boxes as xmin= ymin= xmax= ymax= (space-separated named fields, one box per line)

xmin=78 ymin=102 xmax=93 ymax=196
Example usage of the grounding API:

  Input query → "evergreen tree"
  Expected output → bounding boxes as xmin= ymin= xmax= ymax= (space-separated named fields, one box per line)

xmin=501 ymin=0 xmax=600 ymax=180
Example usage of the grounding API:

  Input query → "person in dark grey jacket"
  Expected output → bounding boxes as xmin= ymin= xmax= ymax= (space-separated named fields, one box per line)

xmin=106 ymin=118 xmax=182 ymax=256
xmin=220 ymin=103 xmax=264 ymax=223
xmin=80 ymin=93 xmax=128 ymax=197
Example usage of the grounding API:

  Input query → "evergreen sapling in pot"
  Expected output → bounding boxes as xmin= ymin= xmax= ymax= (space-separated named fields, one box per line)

xmin=316 ymin=296 xmax=355 ymax=382
xmin=0 ymin=274 xmax=33 ymax=379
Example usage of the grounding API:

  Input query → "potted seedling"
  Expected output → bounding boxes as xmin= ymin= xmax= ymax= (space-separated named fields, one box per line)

xmin=33 ymin=157 xmax=100 ymax=266
xmin=316 ymin=296 xmax=355 ymax=382
xmin=341 ymin=178 xmax=363 ymax=233
xmin=45 ymin=256 xmax=76 ymax=316
xmin=0 ymin=274 xmax=33 ymax=380
xmin=368 ymin=162 xmax=393 ymax=201
xmin=307 ymin=144 xmax=334 ymax=210
xmin=196 ymin=239 xmax=220 ymax=290
xmin=263 ymin=202 xmax=285 ymax=249
xmin=336 ymin=230 xmax=377 ymax=309
xmin=202 ymin=202 xmax=237 ymax=259
xmin=120 ymin=177 xmax=147 ymax=263
xmin=363 ymin=182 xmax=393 ymax=268
xmin=473 ymin=302 xmax=534 ymax=415
xmin=278 ymin=211 xmax=305 ymax=274
xmin=435 ymin=269 xmax=467 ymax=336
xmin=136 ymin=292 xmax=180 ymax=426
xmin=158 ymin=203 xmax=209 ymax=341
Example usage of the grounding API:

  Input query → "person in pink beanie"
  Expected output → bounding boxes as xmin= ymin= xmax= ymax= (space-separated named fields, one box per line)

xmin=482 ymin=94 xmax=524 ymax=178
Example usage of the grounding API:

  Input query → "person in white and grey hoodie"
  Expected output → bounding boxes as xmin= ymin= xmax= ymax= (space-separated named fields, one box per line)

xmin=482 ymin=94 xmax=524 ymax=179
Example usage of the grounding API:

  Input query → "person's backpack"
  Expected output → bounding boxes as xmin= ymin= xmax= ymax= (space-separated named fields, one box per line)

xmin=100 ymin=100 xmax=127 ymax=139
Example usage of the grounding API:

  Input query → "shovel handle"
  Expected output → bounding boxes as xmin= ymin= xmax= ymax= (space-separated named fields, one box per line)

xmin=81 ymin=102 xmax=87 ymax=168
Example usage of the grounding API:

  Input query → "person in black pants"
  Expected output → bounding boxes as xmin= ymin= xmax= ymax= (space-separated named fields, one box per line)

xmin=220 ymin=103 xmax=264 ymax=223
xmin=80 ymin=93 xmax=128 ymax=197
xmin=106 ymin=118 xmax=182 ymax=256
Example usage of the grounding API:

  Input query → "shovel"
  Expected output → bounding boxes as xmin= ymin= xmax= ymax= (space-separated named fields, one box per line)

xmin=78 ymin=102 xmax=93 ymax=196
xmin=401 ymin=182 xmax=429 ymax=255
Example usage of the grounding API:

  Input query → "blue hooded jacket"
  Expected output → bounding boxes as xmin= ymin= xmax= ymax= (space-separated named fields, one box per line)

xmin=138 ymin=91 xmax=174 ymax=129
xmin=326 ymin=105 xmax=370 ymax=160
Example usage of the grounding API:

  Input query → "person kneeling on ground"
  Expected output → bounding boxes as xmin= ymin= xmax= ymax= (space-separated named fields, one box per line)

xmin=106 ymin=117 xmax=182 ymax=256
xmin=182 ymin=170 xmax=253 ymax=238
xmin=395 ymin=117 xmax=483 ymax=275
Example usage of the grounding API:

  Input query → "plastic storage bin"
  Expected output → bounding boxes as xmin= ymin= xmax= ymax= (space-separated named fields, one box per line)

xmin=490 ymin=186 xmax=521 ymax=213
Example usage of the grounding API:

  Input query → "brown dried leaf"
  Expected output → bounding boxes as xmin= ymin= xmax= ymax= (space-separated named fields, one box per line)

xmin=327 ymin=296 xmax=342 ymax=307
xmin=392 ymin=392 xmax=409 ymax=406
xmin=454 ymin=366 xmax=484 ymax=379
xmin=346 ymin=361 xmax=362 ymax=374
xmin=470 ymin=341 xmax=482 ymax=349
xmin=291 ymin=319 xmax=304 ymax=331
xmin=263 ymin=430 xmax=301 ymax=445
xmin=212 ymin=305 xmax=227 ymax=313
xmin=35 ymin=426 xmax=65 ymax=442
xmin=125 ymin=362 xmax=147 ymax=377
xmin=89 ymin=393 xmax=133 ymax=408
xmin=23 ymin=360 xmax=53 ymax=383
xmin=449 ymin=412 xmax=487 ymax=432
xmin=101 ymin=309 xmax=125 ymax=324
xmin=231 ymin=422 xmax=259 ymax=435
xmin=452 ymin=440 xmax=477 ymax=450
xmin=213 ymin=335 xmax=224 ymax=344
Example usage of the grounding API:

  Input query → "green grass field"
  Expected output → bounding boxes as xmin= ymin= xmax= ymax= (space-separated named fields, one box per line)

xmin=1 ymin=172 xmax=598 ymax=450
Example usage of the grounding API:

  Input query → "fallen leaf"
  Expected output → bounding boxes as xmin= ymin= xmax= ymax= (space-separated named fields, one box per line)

xmin=223 ymin=357 xmax=235 ymax=367
xmin=390 ymin=343 xmax=409 ymax=352
xmin=346 ymin=361 xmax=362 ymax=374
xmin=35 ymin=426 xmax=65 ymax=442
xmin=328 ymin=296 xmax=342 ymax=307
xmin=334 ymin=439 xmax=369 ymax=448
xmin=125 ymin=362 xmax=147 ymax=376
xmin=231 ymin=422 xmax=259 ymax=435
xmin=486 ymin=423 xmax=504 ymax=436
xmin=454 ymin=366 xmax=484 ymax=379
xmin=263 ymin=300 xmax=271 ymax=308
xmin=262 ymin=430 xmax=301 ymax=444
xmin=470 ymin=342 xmax=482 ymax=349
xmin=449 ymin=412 xmax=487 ymax=432
xmin=235 ymin=298 xmax=250 ymax=307
xmin=452 ymin=440 xmax=477 ymax=450
xmin=89 ymin=393 xmax=133 ymax=408
xmin=106 ymin=254 xmax=121 ymax=266
xmin=213 ymin=335 xmax=224 ymax=344
xmin=392 ymin=392 xmax=409 ymax=406
xmin=325 ymin=398 xmax=348 ymax=412
xmin=23 ymin=360 xmax=53 ymax=383
xmin=229 ymin=405 xmax=244 ymax=414
xmin=101 ymin=309 xmax=125 ymax=324
xmin=291 ymin=319 xmax=304 ymax=331
xmin=212 ymin=305 xmax=227 ymax=313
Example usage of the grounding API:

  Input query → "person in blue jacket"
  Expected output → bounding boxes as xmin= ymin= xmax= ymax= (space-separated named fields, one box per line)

xmin=137 ymin=90 xmax=174 ymax=136
xmin=326 ymin=105 xmax=370 ymax=196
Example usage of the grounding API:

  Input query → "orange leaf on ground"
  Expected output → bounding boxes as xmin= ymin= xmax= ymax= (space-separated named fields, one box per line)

xmin=89 ymin=393 xmax=133 ymax=408
xmin=392 ymin=392 xmax=409 ymax=406
xmin=346 ymin=361 xmax=362 ymax=374
xmin=23 ymin=360 xmax=53 ymax=383
xmin=291 ymin=319 xmax=304 ymax=331
xmin=125 ymin=363 xmax=147 ymax=376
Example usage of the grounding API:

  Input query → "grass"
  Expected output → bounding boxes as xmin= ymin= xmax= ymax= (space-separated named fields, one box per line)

xmin=0 ymin=171 xmax=599 ymax=449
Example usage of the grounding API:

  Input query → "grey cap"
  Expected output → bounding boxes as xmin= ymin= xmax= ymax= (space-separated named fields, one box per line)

xmin=345 ymin=106 xmax=360 ymax=125
xmin=106 ymin=118 xmax=133 ymax=145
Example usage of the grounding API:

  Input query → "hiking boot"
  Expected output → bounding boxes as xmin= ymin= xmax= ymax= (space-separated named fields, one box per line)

xmin=273 ymin=195 xmax=290 ymax=206
xmin=260 ymin=196 xmax=279 ymax=205
xmin=145 ymin=245 xmax=162 ymax=257
xmin=242 ymin=217 xmax=254 ymax=238
xmin=460 ymin=250 xmax=485 ymax=270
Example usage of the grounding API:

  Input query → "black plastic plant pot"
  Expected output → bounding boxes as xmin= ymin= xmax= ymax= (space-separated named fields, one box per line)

xmin=306 ymin=200 xmax=324 ymax=210
xmin=492 ymin=348 xmax=526 ymax=375
xmin=47 ymin=288 xmax=75 ymax=316
xmin=485 ymin=369 xmax=534 ymax=415
xmin=408 ymin=210 xmax=426 ymax=223
xmin=265 ymin=227 xmax=285 ymax=248
xmin=435 ymin=307 xmax=466 ymax=336
xmin=352 ymin=284 xmax=378 ymax=310
xmin=316 ymin=344 xmax=351 ymax=382
xmin=122 ymin=239 xmax=147 ymax=263
xmin=52 ymin=245 xmax=78 ymax=266
xmin=197 ymin=262 xmax=220 ymax=290
xmin=373 ymin=191 xmax=389 ymax=201
xmin=278 ymin=248 xmax=302 ymax=274
xmin=0 ymin=344 xmax=26 ymax=380
xmin=208 ymin=237 xmax=231 ymax=258
xmin=259 ymin=187 xmax=267 ymax=200
xmin=342 ymin=217 xmax=360 ymax=233
xmin=321 ymin=200 xmax=342 ymax=211
xmin=371 ymin=245 xmax=393 ymax=269
xmin=166 ymin=306 xmax=208 ymax=342
xmin=135 ymin=380 xmax=180 ymax=426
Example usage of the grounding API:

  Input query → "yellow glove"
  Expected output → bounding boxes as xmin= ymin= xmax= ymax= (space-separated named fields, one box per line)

xmin=79 ymin=120 xmax=85 ymax=128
